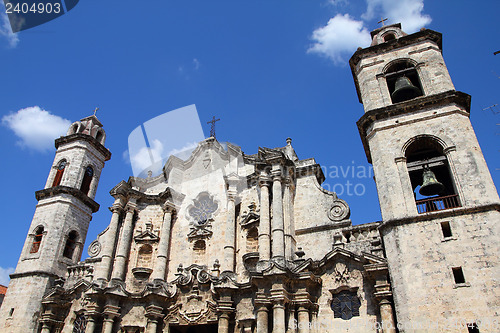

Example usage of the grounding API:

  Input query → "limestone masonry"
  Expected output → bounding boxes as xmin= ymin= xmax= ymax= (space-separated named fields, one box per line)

xmin=0 ymin=24 xmax=498 ymax=333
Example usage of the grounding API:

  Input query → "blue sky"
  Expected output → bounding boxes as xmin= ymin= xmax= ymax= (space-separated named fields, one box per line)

xmin=0 ymin=0 xmax=499 ymax=285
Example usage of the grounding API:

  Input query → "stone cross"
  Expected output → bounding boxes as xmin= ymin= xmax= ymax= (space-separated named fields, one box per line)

xmin=93 ymin=107 xmax=99 ymax=116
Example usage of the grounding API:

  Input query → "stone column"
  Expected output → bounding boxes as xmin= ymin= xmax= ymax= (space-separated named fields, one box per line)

xmin=256 ymin=304 xmax=269 ymax=333
xmin=145 ymin=304 xmax=163 ymax=333
xmin=96 ymin=198 xmax=123 ymax=282
xmin=296 ymin=306 xmax=309 ymax=333
xmin=151 ymin=205 xmax=174 ymax=281
xmin=40 ymin=323 xmax=51 ymax=333
xmin=258 ymin=176 xmax=271 ymax=261
xmin=379 ymin=298 xmax=396 ymax=333
xmin=223 ymin=175 xmax=239 ymax=272
xmin=272 ymin=301 xmax=286 ymax=333
xmin=218 ymin=312 xmax=230 ymax=333
xmin=84 ymin=317 xmax=96 ymax=333
xmin=283 ymin=177 xmax=294 ymax=260
xmin=101 ymin=304 xmax=120 ymax=333
xmin=309 ymin=308 xmax=318 ymax=333
xmin=271 ymin=168 xmax=285 ymax=261
xmin=111 ymin=201 xmax=137 ymax=281
xmin=287 ymin=306 xmax=296 ymax=333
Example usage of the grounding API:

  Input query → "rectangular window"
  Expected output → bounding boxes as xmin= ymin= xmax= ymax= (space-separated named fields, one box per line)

xmin=441 ymin=221 xmax=452 ymax=238
xmin=452 ymin=267 xmax=466 ymax=284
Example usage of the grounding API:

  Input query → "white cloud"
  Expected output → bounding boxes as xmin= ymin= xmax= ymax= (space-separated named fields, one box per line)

xmin=129 ymin=139 xmax=164 ymax=176
xmin=2 ymin=106 xmax=71 ymax=152
xmin=0 ymin=267 xmax=14 ymax=286
xmin=0 ymin=2 xmax=19 ymax=48
xmin=363 ymin=0 xmax=431 ymax=33
xmin=308 ymin=14 xmax=371 ymax=65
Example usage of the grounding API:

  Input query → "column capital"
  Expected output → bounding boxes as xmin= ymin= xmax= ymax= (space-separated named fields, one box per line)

xmin=108 ymin=204 xmax=123 ymax=214
xmin=125 ymin=202 xmax=137 ymax=213
xmin=103 ymin=304 xmax=120 ymax=318
xmin=146 ymin=304 xmax=164 ymax=319
xmin=259 ymin=176 xmax=271 ymax=187
xmin=271 ymin=169 xmax=282 ymax=181
xmin=162 ymin=202 xmax=176 ymax=213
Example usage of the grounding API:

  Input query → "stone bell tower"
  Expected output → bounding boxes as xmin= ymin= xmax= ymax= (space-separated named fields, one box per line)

xmin=0 ymin=114 xmax=111 ymax=333
xmin=351 ymin=24 xmax=500 ymax=332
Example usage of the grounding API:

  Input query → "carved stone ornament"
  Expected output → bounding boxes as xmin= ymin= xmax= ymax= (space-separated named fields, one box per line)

xmin=327 ymin=197 xmax=350 ymax=221
xmin=187 ymin=192 xmax=218 ymax=241
xmin=88 ymin=240 xmax=101 ymax=258
xmin=334 ymin=262 xmax=350 ymax=284
xmin=240 ymin=202 xmax=260 ymax=228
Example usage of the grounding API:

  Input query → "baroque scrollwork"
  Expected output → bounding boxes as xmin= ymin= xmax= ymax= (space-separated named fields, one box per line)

xmin=327 ymin=196 xmax=350 ymax=221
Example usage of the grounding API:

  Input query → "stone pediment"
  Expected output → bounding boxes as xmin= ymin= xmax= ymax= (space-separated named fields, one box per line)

xmin=134 ymin=230 xmax=159 ymax=243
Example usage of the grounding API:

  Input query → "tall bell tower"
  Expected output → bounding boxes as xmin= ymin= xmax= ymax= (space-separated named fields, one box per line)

xmin=351 ymin=24 xmax=500 ymax=332
xmin=0 ymin=114 xmax=111 ymax=333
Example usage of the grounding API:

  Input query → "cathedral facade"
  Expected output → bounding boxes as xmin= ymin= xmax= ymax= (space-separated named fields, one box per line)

xmin=0 ymin=24 xmax=498 ymax=333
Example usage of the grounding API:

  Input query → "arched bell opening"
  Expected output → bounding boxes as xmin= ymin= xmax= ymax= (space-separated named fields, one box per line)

xmin=405 ymin=137 xmax=460 ymax=213
xmin=385 ymin=60 xmax=423 ymax=104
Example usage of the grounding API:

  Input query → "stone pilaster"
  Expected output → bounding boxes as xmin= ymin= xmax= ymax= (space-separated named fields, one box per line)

xmin=111 ymin=200 xmax=137 ymax=281
xmin=283 ymin=176 xmax=295 ymax=260
xmin=379 ymin=298 xmax=396 ymax=333
xmin=271 ymin=168 xmax=285 ymax=261
xmin=258 ymin=176 xmax=271 ymax=261
xmin=272 ymin=301 xmax=286 ymax=333
xmin=286 ymin=306 xmax=296 ymax=333
xmin=217 ymin=294 xmax=234 ymax=333
xmin=101 ymin=304 xmax=120 ymax=333
xmin=146 ymin=304 xmax=164 ymax=333
xmin=151 ymin=204 xmax=175 ymax=281
xmin=84 ymin=303 xmax=100 ymax=333
xmin=218 ymin=312 xmax=230 ymax=333
xmin=96 ymin=198 xmax=123 ymax=282
xmin=296 ymin=306 xmax=309 ymax=333
xmin=223 ymin=174 xmax=239 ymax=272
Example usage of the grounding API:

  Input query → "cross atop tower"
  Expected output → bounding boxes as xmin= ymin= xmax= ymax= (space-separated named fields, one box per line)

xmin=378 ymin=17 xmax=388 ymax=26
xmin=207 ymin=116 xmax=220 ymax=139
xmin=93 ymin=107 xmax=99 ymax=117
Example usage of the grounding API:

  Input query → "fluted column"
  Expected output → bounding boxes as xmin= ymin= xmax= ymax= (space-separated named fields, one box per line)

xmin=271 ymin=169 xmax=285 ymax=261
xmin=283 ymin=177 xmax=295 ymax=260
xmin=151 ymin=205 xmax=174 ymax=281
xmin=96 ymin=198 xmax=123 ymax=282
xmin=296 ymin=306 xmax=309 ymax=333
xmin=111 ymin=201 xmax=136 ymax=281
xmin=256 ymin=304 xmax=269 ymax=333
xmin=379 ymin=298 xmax=396 ymax=333
xmin=223 ymin=174 xmax=238 ymax=272
xmin=272 ymin=301 xmax=286 ymax=333
xmin=258 ymin=176 xmax=271 ymax=261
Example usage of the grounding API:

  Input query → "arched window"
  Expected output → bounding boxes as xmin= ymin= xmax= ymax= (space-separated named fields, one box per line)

xmin=80 ymin=166 xmax=94 ymax=195
xmin=405 ymin=137 xmax=460 ymax=213
xmin=246 ymin=227 xmax=259 ymax=253
xmin=52 ymin=160 xmax=67 ymax=187
xmin=63 ymin=231 xmax=78 ymax=259
xmin=137 ymin=245 xmax=153 ymax=268
xmin=30 ymin=226 xmax=44 ymax=253
xmin=385 ymin=61 xmax=423 ymax=104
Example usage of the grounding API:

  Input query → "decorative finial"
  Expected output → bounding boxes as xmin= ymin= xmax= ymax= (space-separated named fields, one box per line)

xmin=207 ymin=116 xmax=220 ymax=139
xmin=93 ymin=107 xmax=99 ymax=117
xmin=286 ymin=137 xmax=292 ymax=145
xmin=378 ymin=17 xmax=388 ymax=26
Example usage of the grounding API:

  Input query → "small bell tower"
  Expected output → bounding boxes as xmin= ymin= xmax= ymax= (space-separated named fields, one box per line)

xmin=0 ymin=113 xmax=111 ymax=333
xmin=351 ymin=24 xmax=500 ymax=330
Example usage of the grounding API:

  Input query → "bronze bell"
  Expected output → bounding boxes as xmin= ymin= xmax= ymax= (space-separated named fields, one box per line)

xmin=391 ymin=76 xmax=421 ymax=103
xmin=419 ymin=167 xmax=445 ymax=196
